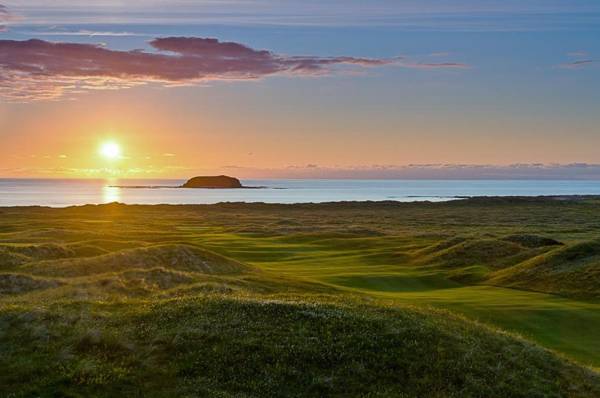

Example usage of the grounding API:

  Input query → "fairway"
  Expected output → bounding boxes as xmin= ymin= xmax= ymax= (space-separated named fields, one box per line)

xmin=190 ymin=225 xmax=600 ymax=367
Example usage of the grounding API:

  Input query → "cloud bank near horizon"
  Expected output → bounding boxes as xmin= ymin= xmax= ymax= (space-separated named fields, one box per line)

xmin=0 ymin=36 xmax=468 ymax=102
xmin=5 ymin=163 xmax=600 ymax=180
xmin=219 ymin=163 xmax=600 ymax=180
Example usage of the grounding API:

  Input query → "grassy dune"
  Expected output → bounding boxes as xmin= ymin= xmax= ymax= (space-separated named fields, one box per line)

xmin=1 ymin=198 xmax=600 ymax=396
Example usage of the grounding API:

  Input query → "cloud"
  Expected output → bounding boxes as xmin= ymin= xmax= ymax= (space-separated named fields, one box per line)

xmin=219 ymin=163 xmax=600 ymax=180
xmin=0 ymin=4 xmax=12 ymax=32
xmin=400 ymin=61 xmax=469 ymax=70
xmin=7 ymin=162 xmax=600 ymax=179
xmin=0 ymin=37 xmax=467 ymax=102
xmin=27 ymin=29 xmax=151 ymax=37
xmin=6 ymin=1 xmax=600 ymax=31
xmin=567 ymin=51 xmax=588 ymax=57
xmin=559 ymin=59 xmax=596 ymax=69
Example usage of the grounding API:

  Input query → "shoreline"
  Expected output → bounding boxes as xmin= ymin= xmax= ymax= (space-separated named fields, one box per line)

xmin=1 ymin=195 xmax=599 ymax=210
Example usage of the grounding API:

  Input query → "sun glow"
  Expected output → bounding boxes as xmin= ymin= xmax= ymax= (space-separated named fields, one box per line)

xmin=100 ymin=142 xmax=121 ymax=160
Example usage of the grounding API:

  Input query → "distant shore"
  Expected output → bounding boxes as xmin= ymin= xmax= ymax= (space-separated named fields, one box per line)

xmin=2 ymin=195 xmax=600 ymax=210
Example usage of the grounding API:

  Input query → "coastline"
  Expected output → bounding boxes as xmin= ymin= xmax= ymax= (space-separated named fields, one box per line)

xmin=1 ymin=195 xmax=599 ymax=210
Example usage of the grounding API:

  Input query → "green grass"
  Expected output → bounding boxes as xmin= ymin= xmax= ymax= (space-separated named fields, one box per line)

xmin=4 ymin=296 xmax=599 ymax=397
xmin=489 ymin=240 xmax=600 ymax=299
xmin=198 ymin=233 xmax=600 ymax=367
xmin=2 ymin=198 xmax=600 ymax=396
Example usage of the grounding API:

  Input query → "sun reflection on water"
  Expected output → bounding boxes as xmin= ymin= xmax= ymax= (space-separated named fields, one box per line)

xmin=102 ymin=185 xmax=121 ymax=204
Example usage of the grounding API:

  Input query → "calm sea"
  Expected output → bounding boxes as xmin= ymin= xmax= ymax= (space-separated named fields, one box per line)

xmin=1 ymin=179 xmax=600 ymax=207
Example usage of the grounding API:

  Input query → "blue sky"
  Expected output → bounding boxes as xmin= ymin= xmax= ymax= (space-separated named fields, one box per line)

xmin=0 ymin=1 xmax=599 ymax=178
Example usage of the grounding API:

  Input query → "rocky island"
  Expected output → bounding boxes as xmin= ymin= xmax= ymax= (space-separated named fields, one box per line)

xmin=181 ymin=175 xmax=243 ymax=189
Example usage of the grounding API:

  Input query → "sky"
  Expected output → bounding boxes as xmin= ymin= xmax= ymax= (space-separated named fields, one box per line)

xmin=0 ymin=0 xmax=599 ymax=179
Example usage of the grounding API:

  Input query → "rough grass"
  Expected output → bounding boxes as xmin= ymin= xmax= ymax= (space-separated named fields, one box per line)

xmin=423 ymin=238 xmax=526 ymax=268
xmin=489 ymin=240 xmax=600 ymax=299
xmin=23 ymin=244 xmax=251 ymax=278
xmin=0 ymin=273 xmax=62 ymax=295
xmin=502 ymin=234 xmax=564 ymax=248
xmin=1 ymin=199 xmax=600 ymax=396
xmin=2 ymin=296 xmax=600 ymax=398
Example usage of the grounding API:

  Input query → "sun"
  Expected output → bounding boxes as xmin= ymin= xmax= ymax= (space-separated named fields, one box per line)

xmin=100 ymin=142 xmax=121 ymax=160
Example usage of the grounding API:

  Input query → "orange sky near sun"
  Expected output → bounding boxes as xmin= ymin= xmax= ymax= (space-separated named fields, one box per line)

xmin=1 ymin=84 xmax=598 ymax=179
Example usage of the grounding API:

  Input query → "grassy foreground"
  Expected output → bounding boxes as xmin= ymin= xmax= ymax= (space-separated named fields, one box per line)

xmin=1 ymin=198 xmax=600 ymax=396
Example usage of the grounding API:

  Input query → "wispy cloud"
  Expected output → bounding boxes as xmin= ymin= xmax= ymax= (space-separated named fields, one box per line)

xmin=568 ymin=51 xmax=588 ymax=57
xmin=0 ymin=165 xmax=193 ymax=178
xmin=0 ymin=36 xmax=467 ymax=102
xmin=220 ymin=163 xmax=600 ymax=180
xmin=400 ymin=61 xmax=469 ymax=70
xmin=24 ymin=28 xmax=151 ymax=37
xmin=559 ymin=59 xmax=596 ymax=69
xmin=0 ymin=4 xmax=14 ymax=32
xmin=429 ymin=52 xmax=450 ymax=57
xmin=6 ymin=162 xmax=600 ymax=179
xmin=6 ymin=1 xmax=600 ymax=31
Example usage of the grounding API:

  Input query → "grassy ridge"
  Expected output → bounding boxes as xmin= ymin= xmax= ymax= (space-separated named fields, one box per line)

xmin=489 ymin=240 xmax=600 ymax=298
xmin=3 ymin=296 xmax=600 ymax=397
xmin=1 ymin=199 xmax=600 ymax=396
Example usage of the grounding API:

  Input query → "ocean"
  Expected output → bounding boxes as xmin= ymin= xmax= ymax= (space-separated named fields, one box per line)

xmin=1 ymin=179 xmax=600 ymax=207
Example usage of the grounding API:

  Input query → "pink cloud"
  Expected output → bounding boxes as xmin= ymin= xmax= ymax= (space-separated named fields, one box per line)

xmin=0 ymin=36 xmax=468 ymax=102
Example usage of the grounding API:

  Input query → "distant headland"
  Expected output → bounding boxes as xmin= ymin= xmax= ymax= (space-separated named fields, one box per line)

xmin=181 ymin=175 xmax=243 ymax=189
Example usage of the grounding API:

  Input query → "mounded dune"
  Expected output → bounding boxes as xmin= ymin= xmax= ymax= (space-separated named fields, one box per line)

xmin=9 ymin=243 xmax=76 ymax=260
xmin=65 ymin=244 xmax=110 ymax=258
xmin=1 ymin=243 xmax=75 ymax=263
xmin=69 ymin=268 xmax=196 ymax=297
xmin=417 ymin=236 xmax=470 ymax=255
xmin=415 ymin=235 xmax=566 ymax=284
xmin=488 ymin=240 xmax=600 ymax=298
xmin=68 ymin=239 xmax=146 ymax=252
xmin=22 ymin=227 xmax=119 ymax=241
xmin=24 ymin=244 xmax=253 ymax=277
xmin=0 ymin=248 xmax=29 ymax=268
xmin=3 ymin=296 xmax=600 ymax=397
xmin=501 ymin=234 xmax=563 ymax=248
xmin=425 ymin=239 xmax=525 ymax=268
xmin=0 ymin=273 xmax=61 ymax=295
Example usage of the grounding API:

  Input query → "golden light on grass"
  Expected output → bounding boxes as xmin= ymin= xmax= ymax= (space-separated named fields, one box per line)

xmin=100 ymin=142 xmax=121 ymax=160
